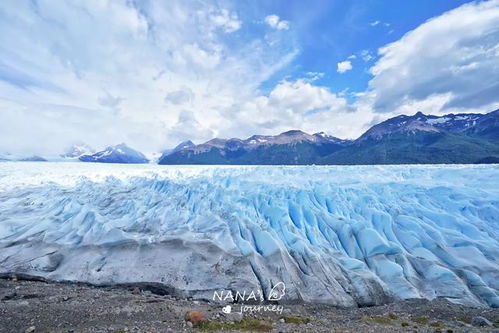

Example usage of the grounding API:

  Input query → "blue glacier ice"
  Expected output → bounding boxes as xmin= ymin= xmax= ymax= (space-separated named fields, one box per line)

xmin=0 ymin=162 xmax=498 ymax=307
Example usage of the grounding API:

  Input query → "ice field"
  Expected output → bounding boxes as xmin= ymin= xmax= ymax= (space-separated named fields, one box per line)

xmin=0 ymin=162 xmax=498 ymax=307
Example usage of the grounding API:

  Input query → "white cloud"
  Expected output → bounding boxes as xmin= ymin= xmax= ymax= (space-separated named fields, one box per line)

xmin=165 ymin=87 xmax=194 ymax=105
xmin=337 ymin=61 xmax=352 ymax=73
xmin=210 ymin=9 xmax=241 ymax=33
xmin=265 ymin=14 xmax=290 ymax=30
xmin=370 ymin=20 xmax=390 ymax=27
xmin=0 ymin=1 xmax=298 ymax=155
xmin=221 ymin=78 xmax=356 ymax=138
xmin=2 ymin=0 xmax=498 ymax=155
xmin=360 ymin=50 xmax=373 ymax=62
xmin=306 ymin=72 xmax=324 ymax=81
xmin=366 ymin=0 xmax=499 ymax=114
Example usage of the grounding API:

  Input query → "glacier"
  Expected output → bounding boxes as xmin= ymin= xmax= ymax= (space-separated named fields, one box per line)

xmin=0 ymin=162 xmax=498 ymax=307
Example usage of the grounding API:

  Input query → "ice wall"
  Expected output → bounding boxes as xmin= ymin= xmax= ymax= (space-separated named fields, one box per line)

xmin=0 ymin=163 xmax=498 ymax=307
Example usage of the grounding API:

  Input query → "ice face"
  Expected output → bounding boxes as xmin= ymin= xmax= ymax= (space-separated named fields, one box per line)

xmin=0 ymin=162 xmax=498 ymax=307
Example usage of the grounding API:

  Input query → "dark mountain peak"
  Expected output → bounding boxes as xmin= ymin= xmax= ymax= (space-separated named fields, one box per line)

xmin=204 ymin=138 xmax=228 ymax=147
xmin=465 ymin=109 xmax=499 ymax=140
xmin=313 ymin=132 xmax=353 ymax=146
xmin=360 ymin=114 xmax=438 ymax=140
xmin=159 ymin=108 xmax=498 ymax=165
xmin=245 ymin=135 xmax=274 ymax=145
xmin=358 ymin=109 xmax=499 ymax=142
xmin=181 ymin=139 xmax=194 ymax=146
xmin=280 ymin=129 xmax=306 ymax=136
xmin=157 ymin=140 xmax=196 ymax=160
xmin=158 ymin=128 xmax=350 ymax=165
xmin=173 ymin=140 xmax=195 ymax=151
xmin=189 ymin=138 xmax=229 ymax=154
xmin=273 ymin=130 xmax=319 ymax=144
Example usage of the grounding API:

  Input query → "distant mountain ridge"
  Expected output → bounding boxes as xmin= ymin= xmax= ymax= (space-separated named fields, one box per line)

xmin=79 ymin=143 xmax=149 ymax=164
xmin=2 ymin=109 xmax=498 ymax=165
xmin=0 ymin=154 xmax=48 ymax=162
xmin=160 ymin=109 xmax=499 ymax=165
xmin=159 ymin=130 xmax=351 ymax=165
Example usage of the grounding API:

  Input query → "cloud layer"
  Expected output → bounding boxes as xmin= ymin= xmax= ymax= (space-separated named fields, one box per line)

xmin=367 ymin=0 xmax=499 ymax=114
xmin=0 ymin=1 xmax=297 ymax=155
xmin=265 ymin=14 xmax=290 ymax=30
xmin=337 ymin=61 xmax=352 ymax=73
xmin=1 ymin=0 xmax=498 ymax=155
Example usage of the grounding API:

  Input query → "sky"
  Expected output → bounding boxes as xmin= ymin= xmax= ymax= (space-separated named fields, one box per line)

xmin=1 ymin=0 xmax=498 ymax=155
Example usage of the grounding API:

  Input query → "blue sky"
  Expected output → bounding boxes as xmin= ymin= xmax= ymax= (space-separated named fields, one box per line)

xmin=0 ymin=0 xmax=498 ymax=155
xmin=257 ymin=0 xmax=473 ymax=93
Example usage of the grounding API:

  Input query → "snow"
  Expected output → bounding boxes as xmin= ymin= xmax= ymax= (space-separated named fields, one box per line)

xmin=0 ymin=162 xmax=498 ymax=307
xmin=427 ymin=117 xmax=450 ymax=124
xmin=248 ymin=138 xmax=269 ymax=145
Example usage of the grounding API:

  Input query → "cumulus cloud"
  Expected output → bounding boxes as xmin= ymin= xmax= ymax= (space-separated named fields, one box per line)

xmin=337 ymin=61 xmax=352 ymax=73
xmin=306 ymin=72 xmax=324 ymax=81
xmin=367 ymin=0 xmax=499 ymax=114
xmin=265 ymin=14 xmax=290 ymax=30
xmin=2 ymin=0 xmax=498 ymax=155
xmin=0 ymin=0 xmax=297 ymax=155
xmin=210 ymin=9 xmax=241 ymax=33
xmin=216 ymin=78 xmax=366 ymax=139
xmin=360 ymin=50 xmax=373 ymax=62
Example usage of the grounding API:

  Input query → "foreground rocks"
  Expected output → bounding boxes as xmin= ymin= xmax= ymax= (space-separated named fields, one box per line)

xmin=0 ymin=279 xmax=498 ymax=333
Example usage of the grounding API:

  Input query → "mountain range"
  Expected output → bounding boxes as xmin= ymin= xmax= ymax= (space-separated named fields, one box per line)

xmin=2 ymin=109 xmax=498 ymax=165
xmin=160 ymin=109 xmax=499 ymax=165
xmin=159 ymin=130 xmax=351 ymax=165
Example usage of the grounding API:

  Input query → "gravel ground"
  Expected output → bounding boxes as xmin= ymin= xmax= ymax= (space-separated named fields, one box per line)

xmin=1 ymin=278 xmax=498 ymax=333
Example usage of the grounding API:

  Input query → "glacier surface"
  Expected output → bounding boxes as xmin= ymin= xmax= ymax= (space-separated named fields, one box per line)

xmin=0 ymin=162 xmax=498 ymax=307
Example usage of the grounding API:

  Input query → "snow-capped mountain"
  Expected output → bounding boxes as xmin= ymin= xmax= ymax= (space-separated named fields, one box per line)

xmin=321 ymin=109 xmax=499 ymax=165
xmin=0 ymin=163 xmax=497 ymax=307
xmin=465 ymin=109 xmax=499 ymax=141
xmin=159 ymin=130 xmax=351 ymax=165
xmin=172 ymin=140 xmax=195 ymax=152
xmin=359 ymin=111 xmax=488 ymax=141
xmin=160 ymin=140 xmax=195 ymax=156
xmin=156 ymin=141 xmax=196 ymax=163
xmin=60 ymin=143 xmax=95 ymax=159
xmin=159 ymin=109 xmax=499 ymax=165
xmin=79 ymin=143 xmax=149 ymax=164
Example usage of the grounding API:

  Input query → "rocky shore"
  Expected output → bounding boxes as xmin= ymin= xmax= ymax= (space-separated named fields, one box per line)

xmin=1 ymin=278 xmax=498 ymax=333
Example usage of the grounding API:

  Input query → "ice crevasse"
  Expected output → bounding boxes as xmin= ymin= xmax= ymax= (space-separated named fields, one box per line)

xmin=0 ymin=162 xmax=498 ymax=307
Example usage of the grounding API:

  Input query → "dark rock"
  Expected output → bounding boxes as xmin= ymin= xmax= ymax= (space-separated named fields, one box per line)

xmin=471 ymin=316 xmax=492 ymax=327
